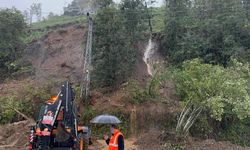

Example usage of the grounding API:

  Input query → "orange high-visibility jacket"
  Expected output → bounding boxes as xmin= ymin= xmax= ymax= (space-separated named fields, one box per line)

xmin=108 ymin=129 xmax=124 ymax=150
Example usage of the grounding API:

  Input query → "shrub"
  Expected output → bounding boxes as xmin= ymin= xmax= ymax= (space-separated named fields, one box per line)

xmin=189 ymin=114 xmax=213 ymax=139
xmin=0 ymin=84 xmax=51 ymax=124
xmin=218 ymin=119 xmax=250 ymax=147
xmin=0 ymin=95 xmax=21 ymax=124
xmin=127 ymin=78 xmax=160 ymax=104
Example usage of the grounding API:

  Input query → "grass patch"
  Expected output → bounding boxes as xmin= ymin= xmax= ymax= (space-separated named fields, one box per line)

xmin=31 ymin=15 xmax=87 ymax=30
xmin=126 ymin=77 xmax=160 ymax=104
xmin=162 ymin=142 xmax=185 ymax=150
xmin=22 ymin=15 xmax=87 ymax=44
xmin=23 ymin=30 xmax=47 ymax=44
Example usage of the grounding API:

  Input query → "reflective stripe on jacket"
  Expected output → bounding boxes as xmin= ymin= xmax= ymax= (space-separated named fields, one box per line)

xmin=108 ymin=129 xmax=124 ymax=150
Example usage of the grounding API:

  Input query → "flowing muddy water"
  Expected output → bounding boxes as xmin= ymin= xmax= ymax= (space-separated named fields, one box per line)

xmin=143 ymin=36 xmax=155 ymax=76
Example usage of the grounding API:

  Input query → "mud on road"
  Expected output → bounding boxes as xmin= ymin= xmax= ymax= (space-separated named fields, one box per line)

xmin=89 ymin=138 xmax=137 ymax=150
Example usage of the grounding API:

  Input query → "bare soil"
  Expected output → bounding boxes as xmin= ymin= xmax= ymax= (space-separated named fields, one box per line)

xmin=188 ymin=139 xmax=250 ymax=150
xmin=0 ymin=121 xmax=249 ymax=150
xmin=0 ymin=78 xmax=35 ymax=96
xmin=24 ymin=24 xmax=86 ymax=83
xmin=0 ymin=120 xmax=31 ymax=150
xmin=89 ymin=138 xmax=137 ymax=150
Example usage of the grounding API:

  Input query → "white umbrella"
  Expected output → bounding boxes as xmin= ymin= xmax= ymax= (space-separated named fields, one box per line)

xmin=90 ymin=114 xmax=122 ymax=124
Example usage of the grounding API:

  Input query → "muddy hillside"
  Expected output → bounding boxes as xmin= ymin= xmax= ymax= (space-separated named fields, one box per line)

xmin=25 ymin=25 xmax=86 ymax=83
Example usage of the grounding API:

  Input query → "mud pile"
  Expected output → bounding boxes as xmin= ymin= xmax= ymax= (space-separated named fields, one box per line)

xmin=0 ymin=120 xmax=31 ymax=150
xmin=25 ymin=24 xmax=86 ymax=83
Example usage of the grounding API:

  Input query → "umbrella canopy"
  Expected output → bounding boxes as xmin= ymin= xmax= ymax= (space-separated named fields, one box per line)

xmin=90 ymin=114 xmax=122 ymax=124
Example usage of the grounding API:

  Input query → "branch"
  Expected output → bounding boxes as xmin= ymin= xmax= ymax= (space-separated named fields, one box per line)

xmin=183 ymin=107 xmax=202 ymax=136
xmin=183 ymin=107 xmax=198 ymax=131
xmin=13 ymin=108 xmax=29 ymax=120
xmin=177 ymin=102 xmax=189 ymax=127
xmin=176 ymin=102 xmax=191 ymax=131
xmin=13 ymin=108 xmax=35 ymax=124
xmin=186 ymin=108 xmax=202 ymax=131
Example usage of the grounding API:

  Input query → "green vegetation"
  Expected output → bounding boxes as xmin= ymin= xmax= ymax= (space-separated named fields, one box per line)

xmin=31 ymin=15 xmax=87 ymax=30
xmin=63 ymin=0 xmax=97 ymax=16
xmin=159 ymin=1 xmax=250 ymax=142
xmin=128 ymin=80 xmax=151 ymax=104
xmin=0 ymin=8 xmax=27 ymax=80
xmin=23 ymin=30 xmax=46 ymax=44
xmin=23 ymin=15 xmax=87 ymax=44
xmin=93 ymin=0 xmax=148 ymax=88
xmin=162 ymin=142 xmax=185 ymax=150
xmin=120 ymin=0 xmax=148 ymax=41
xmin=0 ymin=8 xmax=88 ymax=81
xmin=93 ymin=6 xmax=131 ymax=87
xmin=150 ymin=7 xmax=165 ymax=32
xmin=128 ymin=77 xmax=160 ymax=104
xmin=189 ymin=114 xmax=213 ymax=139
xmin=218 ymin=119 xmax=250 ymax=146
xmin=0 ymin=84 xmax=51 ymax=124
xmin=0 ymin=95 xmax=22 ymax=124
xmin=161 ymin=0 xmax=250 ymax=66
xmin=0 ymin=0 xmax=250 ymax=147
xmin=163 ymin=59 xmax=250 ymax=138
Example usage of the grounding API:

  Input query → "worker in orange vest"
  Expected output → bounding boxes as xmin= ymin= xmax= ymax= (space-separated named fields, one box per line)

xmin=104 ymin=124 xmax=124 ymax=150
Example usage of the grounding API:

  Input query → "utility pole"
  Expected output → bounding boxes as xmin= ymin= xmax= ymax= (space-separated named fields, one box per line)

xmin=27 ymin=8 xmax=33 ymax=26
xmin=80 ymin=15 xmax=93 ymax=104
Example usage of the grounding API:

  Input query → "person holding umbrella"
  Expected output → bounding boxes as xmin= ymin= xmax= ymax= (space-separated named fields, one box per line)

xmin=90 ymin=114 xmax=124 ymax=150
xmin=104 ymin=124 xmax=124 ymax=150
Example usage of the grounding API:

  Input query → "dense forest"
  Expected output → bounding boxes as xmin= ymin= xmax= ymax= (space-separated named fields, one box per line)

xmin=92 ymin=0 xmax=147 ymax=87
xmin=162 ymin=0 xmax=250 ymax=66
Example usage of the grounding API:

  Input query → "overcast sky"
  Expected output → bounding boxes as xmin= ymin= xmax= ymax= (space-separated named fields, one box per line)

xmin=1 ymin=0 xmax=73 ymax=15
xmin=0 ymin=0 xmax=164 ymax=16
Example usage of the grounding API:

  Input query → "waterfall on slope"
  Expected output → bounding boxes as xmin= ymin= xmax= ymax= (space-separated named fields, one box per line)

xmin=143 ymin=36 xmax=154 ymax=76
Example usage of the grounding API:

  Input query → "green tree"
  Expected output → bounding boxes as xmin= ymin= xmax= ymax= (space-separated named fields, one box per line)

xmin=161 ymin=0 xmax=193 ymax=63
xmin=120 ymin=0 xmax=147 ymax=42
xmin=47 ymin=12 xmax=55 ymax=19
xmin=64 ymin=0 xmax=81 ymax=16
xmin=194 ymin=0 xmax=248 ymax=65
xmin=0 ymin=8 xmax=27 ymax=80
xmin=64 ymin=0 xmax=112 ymax=15
xmin=164 ymin=59 xmax=250 ymax=137
xmin=161 ymin=0 xmax=250 ymax=65
xmin=28 ymin=3 xmax=42 ymax=24
xmin=242 ymin=0 xmax=250 ymax=20
xmin=94 ymin=0 xmax=113 ymax=8
xmin=93 ymin=2 xmax=136 ymax=88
